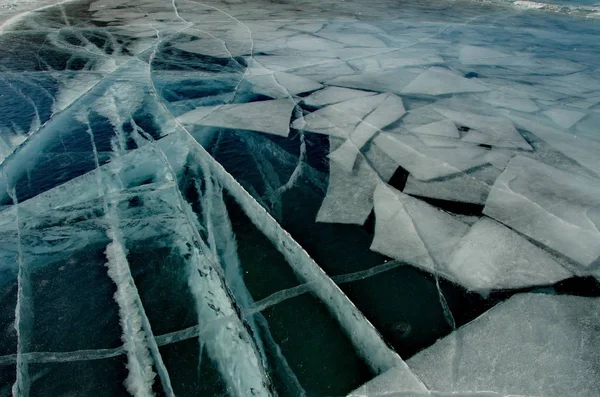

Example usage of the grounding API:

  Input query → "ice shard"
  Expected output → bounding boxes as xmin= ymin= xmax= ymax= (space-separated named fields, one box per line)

xmin=407 ymin=293 xmax=600 ymax=397
xmin=484 ymin=155 xmax=600 ymax=274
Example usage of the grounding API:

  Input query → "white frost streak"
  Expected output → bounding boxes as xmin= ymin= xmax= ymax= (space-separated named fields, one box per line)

xmin=105 ymin=228 xmax=156 ymax=397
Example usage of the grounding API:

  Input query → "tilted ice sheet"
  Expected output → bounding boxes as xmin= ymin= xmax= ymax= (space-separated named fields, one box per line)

xmin=407 ymin=293 xmax=600 ymax=397
xmin=317 ymin=137 xmax=398 ymax=225
xmin=484 ymin=155 xmax=600 ymax=273
xmin=373 ymin=133 xmax=489 ymax=181
xmin=178 ymin=99 xmax=296 ymax=137
xmin=447 ymin=217 xmax=573 ymax=292
xmin=302 ymin=87 xmax=377 ymax=108
xmin=328 ymin=93 xmax=406 ymax=172
xmin=433 ymin=108 xmax=531 ymax=150
xmin=246 ymin=72 xmax=323 ymax=98
xmin=371 ymin=184 xmax=470 ymax=278
xmin=507 ymin=113 xmax=600 ymax=178
xmin=403 ymin=165 xmax=501 ymax=205
xmin=402 ymin=67 xmax=489 ymax=96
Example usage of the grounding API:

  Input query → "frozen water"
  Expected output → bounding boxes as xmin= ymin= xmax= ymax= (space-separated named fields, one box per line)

xmin=179 ymin=99 xmax=296 ymax=137
xmin=1 ymin=0 xmax=600 ymax=395
xmin=402 ymin=67 xmax=490 ymax=96
xmin=302 ymin=86 xmax=377 ymax=108
xmin=410 ymin=119 xmax=460 ymax=138
xmin=447 ymin=217 xmax=573 ymax=291
xmin=371 ymin=184 xmax=470 ymax=277
xmin=407 ymin=293 xmax=600 ymax=397
xmin=484 ymin=155 xmax=600 ymax=273
xmin=373 ymin=133 xmax=489 ymax=181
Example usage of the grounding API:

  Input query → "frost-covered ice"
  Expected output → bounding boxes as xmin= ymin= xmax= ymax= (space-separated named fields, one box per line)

xmin=407 ymin=293 xmax=600 ymax=397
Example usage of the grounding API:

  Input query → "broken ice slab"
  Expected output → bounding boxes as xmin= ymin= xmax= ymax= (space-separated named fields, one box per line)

xmin=484 ymin=155 xmax=600 ymax=274
xmin=543 ymin=107 xmax=587 ymax=129
xmin=373 ymin=133 xmax=489 ymax=181
xmin=347 ymin=49 xmax=444 ymax=72
xmin=403 ymin=165 xmax=501 ymax=206
xmin=433 ymin=107 xmax=532 ymax=150
xmin=447 ymin=217 xmax=573 ymax=292
xmin=317 ymin=137 xmax=398 ymax=225
xmin=178 ymin=99 xmax=296 ymax=137
xmin=458 ymin=45 xmax=536 ymax=67
xmin=371 ymin=184 xmax=470 ymax=277
xmin=409 ymin=119 xmax=460 ymax=138
xmin=28 ymin=357 xmax=131 ymax=397
xmin=302 ymin=87 xmax=377 ymax=108
xmin=401 ymin=67 xmax=489 ymax=96
xmin=292 ymin=92 xmax=396 ymax=138
xmin=246 ymin=72 xmax=323 ymax=99
xmin=327 ymin=69 xmax=420 ymax=95
xmin=407 ymin=293 xmax=600 ymax=397
xmin=328 ymin=93 xmax=406 ymax=171
xmin=507 ymin=113 xmax=600 ymax=178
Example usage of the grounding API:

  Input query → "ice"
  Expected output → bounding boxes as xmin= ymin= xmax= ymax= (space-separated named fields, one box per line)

xmin=484 ymin=155 xmax=600 ymax=273
xmin=458 ymin=45 xmax=535 ymax=67
xmin=373 ymin=133 xmax=489 ymax=181
xmin=410 ymin=119 xmax=459 ymax=138
xmin=302 ymin=87 xmax=376 ymax=108
xmin=2 ymin=0 xmax=600 ymax=394
xmin=181 ymin=132 xmax=421 ymax=382
xmin=246 ymin=72 xmax=322 ymax=98
xmin=543 ymin=107 xmax=587 ymax=129
xmin=178 ymin=99 xmax=296 ymax=137
xmin=433 ymin=108 xmax=532 ymax=150
xmin=402 ymin=67 xmax=490 ymax=96
xmin=328 ymin=93 xmax=405 ymax=171
xmin=407 ymin=293 xmax=600 ymax=397
xmin=317 ymin=33 xmax=387 ymax=47
xmin=478 ymin=91 xmax=539 ymax=113
xmin=348 ymin=49 xmax=444 ymax=71
xmin=371 ymin=184 xmax=470 ymax=277
xmin=328 ymin=69 xmax=420 ymax=95
xmin=447 ymin=217 xmax=573 ymax=292
xmin=403 ymin=165 xmax=501 ymax=205
xmin=317 ymin=137 xmax=398 ymax=225
xmin=508 ymin=114 xmax=600 ymax=177
xmin=292 ymin=93 xmax=387 ymax=138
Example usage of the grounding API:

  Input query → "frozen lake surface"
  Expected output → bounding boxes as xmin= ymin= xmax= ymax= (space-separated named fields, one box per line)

xmin=0 ymin=0 xmax=599 ymax=396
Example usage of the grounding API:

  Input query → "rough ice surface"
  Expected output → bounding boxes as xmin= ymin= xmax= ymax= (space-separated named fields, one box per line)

xmin=1 ymin=0 xmax=599 ymax=395
xmin=408 ymin=293 xmax=600 ymax=397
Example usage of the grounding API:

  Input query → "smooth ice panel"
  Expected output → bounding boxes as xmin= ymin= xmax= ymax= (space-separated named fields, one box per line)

xmin=373 ymin=133 xmax=489 ymax=181
xmin=371 ymin=184 xmax=470 ymax=277
xmin=447 ymin=217 xmax=573 ymax=291
xmin=179 ymin=99 xmax=296 ymax=137
xmin=407 ymin=293 xmax=600 ymax=397
xmin=484 ymin=155 xmax=600 ymax=272
xmin=402 ymin=67 xmax=489 ymax=96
